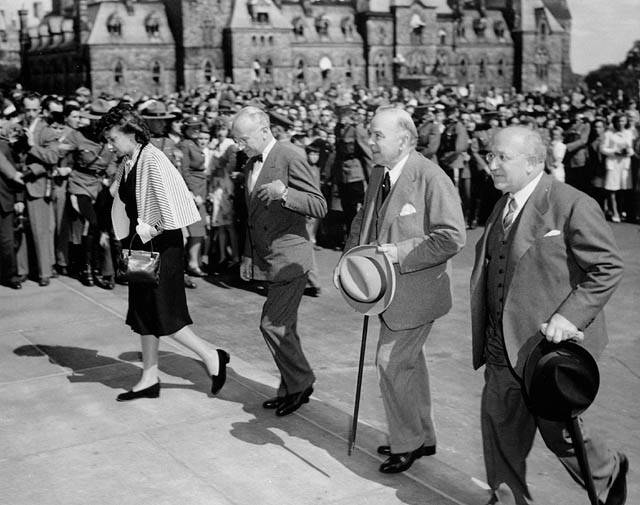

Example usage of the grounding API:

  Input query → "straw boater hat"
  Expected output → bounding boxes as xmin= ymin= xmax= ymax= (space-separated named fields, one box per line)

xmin=140 ymin=100 xmax=175 ymax=120
xmin=336 ymin=245 xmax=396 ymax=316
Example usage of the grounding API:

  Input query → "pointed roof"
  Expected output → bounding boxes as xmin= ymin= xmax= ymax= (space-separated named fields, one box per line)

xmin=542 ymin=0 xmax=571 ymax=21
xmin=520 ymin=0 xmax=564 ymax=33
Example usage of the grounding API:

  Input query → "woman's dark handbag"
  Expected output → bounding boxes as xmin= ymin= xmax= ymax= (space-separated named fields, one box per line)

xmin=122 ymin=233 xmax=160 ymax=285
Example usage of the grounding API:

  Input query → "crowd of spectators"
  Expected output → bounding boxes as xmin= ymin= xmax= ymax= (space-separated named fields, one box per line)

xmin=0 ymin=79 xmax=638 ymax=290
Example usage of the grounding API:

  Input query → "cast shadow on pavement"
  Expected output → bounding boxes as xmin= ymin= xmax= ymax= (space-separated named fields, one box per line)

xmin=216 ymin=368 xmax=472 ymax=505
xmin=12 ymin=345 xmax=216 ymax=396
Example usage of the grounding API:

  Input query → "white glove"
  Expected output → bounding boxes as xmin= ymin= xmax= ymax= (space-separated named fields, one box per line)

xmin=136 ymin=219 xmax=160 ymax=244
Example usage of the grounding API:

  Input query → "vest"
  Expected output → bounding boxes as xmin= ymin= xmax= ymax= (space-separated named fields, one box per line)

xmin=484 ymin=215 xmax=518 ymax=366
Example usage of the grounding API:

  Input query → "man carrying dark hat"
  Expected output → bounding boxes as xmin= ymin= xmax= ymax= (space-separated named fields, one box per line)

xmin=470 ymin=126 xmax=627 ymax=505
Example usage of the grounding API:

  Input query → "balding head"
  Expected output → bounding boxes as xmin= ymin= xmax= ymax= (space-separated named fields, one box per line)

xmin=369 ymin=106 xmax=418 ymax=166
xmin=231 ymin=106 xmax=273 ymax=156
xmin=488 ymin=126 xmax=546 ymax=194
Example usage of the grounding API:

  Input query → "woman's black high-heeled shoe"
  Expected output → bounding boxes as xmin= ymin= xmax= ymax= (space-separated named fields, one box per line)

xmin=116 ymin=381 xmax=160 ymax=402
xmin=211 ymin=350 xmax=230 ymax=395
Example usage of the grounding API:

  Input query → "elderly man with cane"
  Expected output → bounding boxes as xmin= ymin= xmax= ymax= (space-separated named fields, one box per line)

xmin=336 ymin=106 xmax=466 ymax=473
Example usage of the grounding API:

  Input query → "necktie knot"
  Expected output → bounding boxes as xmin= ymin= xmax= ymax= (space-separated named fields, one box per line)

xmin=502 ymin=196 xmax=518 ymax=231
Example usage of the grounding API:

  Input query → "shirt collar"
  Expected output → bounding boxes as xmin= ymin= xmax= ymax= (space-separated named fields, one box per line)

xmin=386 ymin=153 xmax=410 ymax=186
xmin=509 ymin=171 xmax=543 ymax=211
xmin=261 ymin=137 xmax=276 ymax=163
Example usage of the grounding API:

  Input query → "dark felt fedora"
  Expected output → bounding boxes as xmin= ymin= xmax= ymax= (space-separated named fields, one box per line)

xmin=523 ymin=339 xmax=600 ymax=422
xmin=336 ymin=244 xmax=396 ymax=316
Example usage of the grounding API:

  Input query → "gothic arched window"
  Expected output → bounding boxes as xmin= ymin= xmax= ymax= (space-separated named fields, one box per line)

xmin=203 ymin=60 xmax=213 ymax=82
xmin=145 ymin=12 xmax=160 ymax=37
xmin=107 ymin=13 xmax=122 ymax=36
xmin=114 ymin=60 xmax=124 ymax=83
xmin=152 ymin=61 xmax=161 ymax=84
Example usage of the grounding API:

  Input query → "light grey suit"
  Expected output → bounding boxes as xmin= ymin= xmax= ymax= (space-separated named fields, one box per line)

xmin=346 ymin=150 xmax=466 ymax=452
xmin=470 ymin=174 xmax=625 ymax=504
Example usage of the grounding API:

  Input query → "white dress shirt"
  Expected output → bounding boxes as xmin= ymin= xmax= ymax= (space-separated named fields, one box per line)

xmin=248 ymin=138 xmax=276 ymax=193
xmin=387 ymin=153 xmax=410 ymax=188
xmin=503 ymin=172 xmax=543 ymax=223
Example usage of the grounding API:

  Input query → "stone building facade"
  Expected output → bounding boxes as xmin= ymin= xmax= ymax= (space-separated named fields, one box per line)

xmin=18 ymin=0 xmax=573 ymax=96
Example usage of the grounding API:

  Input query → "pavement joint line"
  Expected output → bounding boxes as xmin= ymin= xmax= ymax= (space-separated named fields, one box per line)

xmin=230 ymin=373 xmax=473 ymax=505
xmin=56 ymin=277 xmax=127 ymax=320
xmin=49 ymin=274 xmax=474 ymax=505
xmin=139 ymin=430 xmax=241 ymax=505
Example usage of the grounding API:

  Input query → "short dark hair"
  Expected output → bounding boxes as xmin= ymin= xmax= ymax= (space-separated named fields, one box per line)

xmin=63 ymin=104 xmax=80 ymax=118
xmin=98 ymin=103 xmax=150 ymax=145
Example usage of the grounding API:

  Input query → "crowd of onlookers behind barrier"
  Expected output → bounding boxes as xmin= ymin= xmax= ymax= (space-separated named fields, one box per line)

xmin=0 ymin=79 xmax=638 ymax=290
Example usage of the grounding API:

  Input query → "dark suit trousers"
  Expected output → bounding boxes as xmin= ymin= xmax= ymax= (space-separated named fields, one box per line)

xmin=377 ymin=319 xmax=435 ymax=453
xmin=0 ymin=210 xmax=18 ymax=283
xmin=260 ymin=274 xmax=315 ymax=397
xmin=26 ymin=197 xmax=54 ymax=279
xmin=481 ymin=364 xmax=620 ymax=505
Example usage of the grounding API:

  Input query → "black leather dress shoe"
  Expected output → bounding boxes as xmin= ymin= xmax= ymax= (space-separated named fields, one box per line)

xmin=379 ymin=445 xmax=430 ymax=474
xmin=184 ymin=275 xmax=197 ymax=289
xmin=276 ymin=386 xmax=313 ymax=417
xmin=6 ymin=280 xmax=22 ymax=289
xmin=263 ymin=396 xmax=284 ymax=409
xmin=377 ymin=444 xmax=436 ymax=457
xmin=38 ymin=277 xmax=50 ymax=287
xmin=94 ymin=275 xmax=115 ymax=290
xmin=211 ymin=349 xmax=230 ymax=395
xmin=116 ymin=381 xmax=160 ymax=402
xmin=605 ymin=452 xmax=628 ymax=505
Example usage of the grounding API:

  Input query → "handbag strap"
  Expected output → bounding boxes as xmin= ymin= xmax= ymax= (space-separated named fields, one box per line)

xmin=126 ymin=144 xmax=155 ymax=256
xmin=127 ymin=232 xmax=154 ymax=256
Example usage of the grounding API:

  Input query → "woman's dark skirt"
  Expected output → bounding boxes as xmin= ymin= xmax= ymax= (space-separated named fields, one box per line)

xmin=124 ymin=228 xmax=192 ymax=337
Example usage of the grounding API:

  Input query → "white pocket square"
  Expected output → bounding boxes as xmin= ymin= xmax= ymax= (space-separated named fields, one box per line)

xmin=543 ymin=229 xmax=561 ymax=237
xmin=399 ymin=203 xmax=417 ymax=216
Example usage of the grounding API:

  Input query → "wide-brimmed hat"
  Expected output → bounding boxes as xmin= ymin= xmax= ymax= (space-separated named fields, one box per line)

xmin=140 ymin=100 xmax=175 ymax=119
xmin=336 ymin=245 xmax=396 ymax=315
xmin=523 ymin=339 xmax=600 ymax=422
xmin=80 ymin=99 xmax=114 ymax=120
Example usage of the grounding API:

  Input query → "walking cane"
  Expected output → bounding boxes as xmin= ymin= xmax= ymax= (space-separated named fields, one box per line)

xmin=348 ymin=314 xmax=369 ymax=456
xmin=346 ymin=175 xmax=379 ymax=456
xmin=566 ymin=416 xmax=599 ymax=505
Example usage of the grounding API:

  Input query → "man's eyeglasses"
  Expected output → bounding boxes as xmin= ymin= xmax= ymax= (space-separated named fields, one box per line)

xmin=486 ymin=152 xmax=525 ymax=163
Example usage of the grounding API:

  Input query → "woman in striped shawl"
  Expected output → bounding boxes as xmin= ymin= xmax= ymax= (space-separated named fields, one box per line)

xmin=101 ymin=104 xmax=229 ymax=401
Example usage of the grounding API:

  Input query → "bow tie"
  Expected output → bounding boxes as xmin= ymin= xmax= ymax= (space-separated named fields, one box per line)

xmin=252 ymin=154 xmax=263 ymax=164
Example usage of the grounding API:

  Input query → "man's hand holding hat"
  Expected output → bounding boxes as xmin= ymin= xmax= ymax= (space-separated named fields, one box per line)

xmin=540 ymin=313 xmax=584 ymax=344
xmin=376 ymin=243 xmax=398 ymax=264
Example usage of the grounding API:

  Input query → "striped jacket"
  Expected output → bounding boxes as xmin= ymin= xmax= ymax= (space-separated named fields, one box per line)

xmin=110 ymin=143 xmax=200 ymax=241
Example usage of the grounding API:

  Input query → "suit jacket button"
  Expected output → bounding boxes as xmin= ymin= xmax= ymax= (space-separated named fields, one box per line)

xmin=263 ymin=226 xmax=267 ymax=231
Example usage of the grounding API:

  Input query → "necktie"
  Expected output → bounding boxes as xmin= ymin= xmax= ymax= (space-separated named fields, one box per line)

xmin=502 ymin=196 xmax=518 ymax=231
xmin=248 ymin=154 xmax=264 ymax=193
xmin=381 ymin=170 xmax=391 ymax=202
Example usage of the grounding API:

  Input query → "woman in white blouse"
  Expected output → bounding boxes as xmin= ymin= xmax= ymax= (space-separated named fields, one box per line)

xmin=601 ymin=114 xmax=633 ymax=222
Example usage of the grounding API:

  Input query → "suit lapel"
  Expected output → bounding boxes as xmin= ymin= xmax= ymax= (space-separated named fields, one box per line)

xmin=378 ymin=152 xmax=419 ymax=240
xmin=506 ymin=174 xmax=553 ymax=284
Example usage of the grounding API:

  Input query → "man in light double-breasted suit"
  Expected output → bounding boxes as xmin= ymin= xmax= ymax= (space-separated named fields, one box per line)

xmin=470 ymin=126 xmax=627 ymax=505
xmin=344 ymin=106 xmax=466 ymax=474
xmin=232 ymin=106 xmax=327 ymax=417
